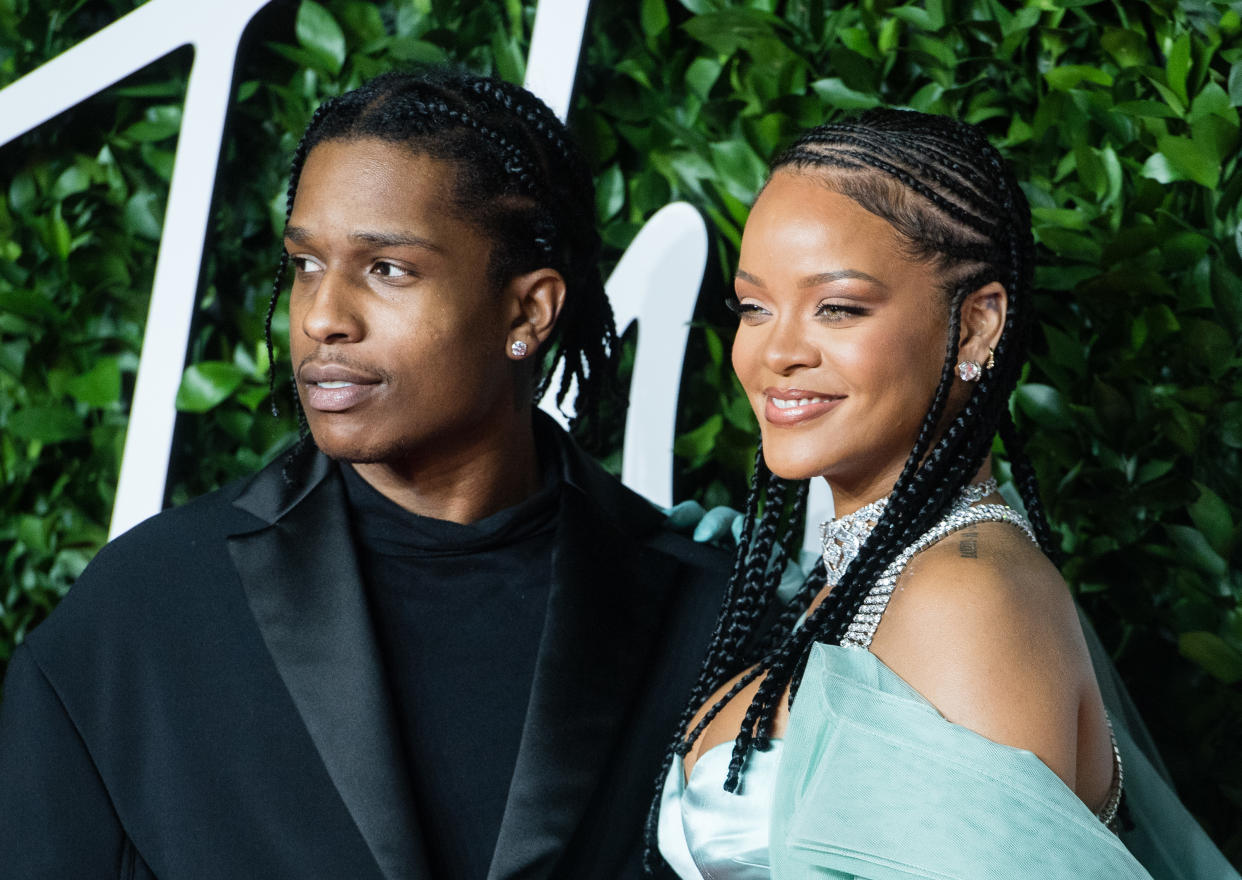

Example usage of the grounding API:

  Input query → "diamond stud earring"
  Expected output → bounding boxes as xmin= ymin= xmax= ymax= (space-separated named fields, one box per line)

xmin=956 ymin=360 xmax=982 ymax=382
xmin=510 ymin=340 xmax=529 ymax=358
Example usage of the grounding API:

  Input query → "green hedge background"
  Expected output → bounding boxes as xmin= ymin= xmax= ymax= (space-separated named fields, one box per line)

xmin=1 ymin=0 xmax=1239 ymax=863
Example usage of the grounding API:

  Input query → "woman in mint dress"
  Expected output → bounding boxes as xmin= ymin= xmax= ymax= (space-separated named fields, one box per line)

xmin=652 ymin=110 xmax=1238 ymax=880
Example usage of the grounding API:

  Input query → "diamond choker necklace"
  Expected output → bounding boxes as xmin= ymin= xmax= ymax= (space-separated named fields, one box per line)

xmin=819 ymin=478 xmax=999 ymax=587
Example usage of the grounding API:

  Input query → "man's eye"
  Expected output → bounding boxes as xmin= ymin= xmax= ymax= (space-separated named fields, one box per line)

xmin=289 ymin=255 xmax=320 ymax=273
xmin=371 ymin=261 xmax=409 ymax=278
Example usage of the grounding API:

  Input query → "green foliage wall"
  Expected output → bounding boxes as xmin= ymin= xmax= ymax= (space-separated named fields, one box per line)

xmin=1 ymin=0 xmax=1239 ymax=862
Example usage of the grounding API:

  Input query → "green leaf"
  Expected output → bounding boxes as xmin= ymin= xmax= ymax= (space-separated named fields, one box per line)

xmin=1015 ymin=383 xmax=1074 ymax=430
xmin=7 ymin=405 xmax=85 ymax=443
xmin=1166 ymin=525 xmax=1227 ymax=578
xmin=682 ymin=9 xmax=786 ymax=56
xmin=296 ymin=0 xmax=347 ymax=76
xmin=0 ymin=287 xmax=59 ymax=320
xmin=1218 ymin=401 xmax=1242 ymax=449
xmin=1112 ymin=100 xmax=1179 ymax=119
xmin=1166 ymin=32 xmax=1191 ymax=107
xmin=1154 ymin=134 xmax=1220 ymax=188
xmin=175 ymin=362 xmax=247 ymax=413
xmin=595 ymin=164 xmax=624 ymax=223
xmin=1230 ymin=61 xmax=1242 ymax=106
xmin=674 ymin=414 xmax=723 ymax=462
xmin=65 ymin=357 xmax=121 ymax=408
xmin=491 ymin=29 xmax=525 ymax=84
xmin=685 ymin=57 xmax=722 ymax=100
xmin=8 ymin=171 xmax=37 ymax=216
xmin=641 ymin=0 xmax=669 ymax=36
xmin=1189 ymin=483 xmax=1233 ymax=558
xmin=124 ymin=191 xmax=165 ymax=240
xmin=708 ymin=139 xmax=767 ymax=204
xmin=122 ymin=105 xmax=182 ymax=143
xmin=1044 ymin=65 xmax=1113 ymax=91
xmin=1188 ymin=83 xmax=1236 ymax=124
xmin=1101 ymin=27 xmax=1146 ymax=67
xmin=386 ymin=36 xmax=448 ymax=63
xmin=810 ymin=77 xmax=880 ymax=110
xmin=51 ymin=164 xmax=91 ymax=199
xmin=1178 ymin=631 xmax=1242 ymax=684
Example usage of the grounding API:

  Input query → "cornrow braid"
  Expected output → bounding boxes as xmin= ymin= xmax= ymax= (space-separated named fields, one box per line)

xmin=646 ymin=108 xmax=1048 ymax=868
xmin=264 ymin=68 xmax=619 ymax=447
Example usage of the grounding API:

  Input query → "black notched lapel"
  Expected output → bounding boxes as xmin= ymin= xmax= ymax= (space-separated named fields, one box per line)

xmin=487 ymin=439 xmax=683 ymax=880
xmin=227 ymin=451 xmax=431 ymax=880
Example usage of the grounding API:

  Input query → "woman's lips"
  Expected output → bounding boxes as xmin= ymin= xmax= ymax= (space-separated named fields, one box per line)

xmin=763 ymin=390 xmax=844 ymax=426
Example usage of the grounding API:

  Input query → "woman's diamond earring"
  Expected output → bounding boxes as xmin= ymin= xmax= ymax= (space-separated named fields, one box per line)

xmin=510 ymin=340 xmax=529 ymax=359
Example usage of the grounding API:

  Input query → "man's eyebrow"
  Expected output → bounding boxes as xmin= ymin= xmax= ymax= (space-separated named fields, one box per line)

xmin=281 ymin=226 xmax=443 ymax=253
xmin=350 ymin=231 xmax=442 ymax=252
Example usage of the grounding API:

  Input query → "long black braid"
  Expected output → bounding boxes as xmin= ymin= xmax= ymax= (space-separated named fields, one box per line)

xmin=644 ymin=108 xmax=1056 ymax=870
xmin=264 ymin=68 xmax=618 ymax=443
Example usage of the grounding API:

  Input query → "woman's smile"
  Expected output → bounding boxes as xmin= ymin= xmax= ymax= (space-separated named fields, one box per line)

xmin=763 ymin=388 xmax=845 ymax=425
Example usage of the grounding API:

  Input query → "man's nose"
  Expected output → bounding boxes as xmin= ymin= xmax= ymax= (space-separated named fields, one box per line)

xmin=299 ymin=271 xmax=364 ymax=344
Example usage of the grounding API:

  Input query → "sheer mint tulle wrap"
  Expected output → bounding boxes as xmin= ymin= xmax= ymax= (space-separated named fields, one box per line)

xmin=659 ymin=636 xmax=1238 ymax=878
xmin=769 ymin=643 xmax=1150 ymax=879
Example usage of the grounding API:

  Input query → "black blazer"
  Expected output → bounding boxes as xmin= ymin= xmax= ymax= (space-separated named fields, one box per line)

xmin=0 ymin=427 xmax=729 ymax=879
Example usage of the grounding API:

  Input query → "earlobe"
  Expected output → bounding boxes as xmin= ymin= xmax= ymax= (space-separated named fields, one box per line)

xmin=506 ymin=268 xmax=567 ymax=358
xmin=957 ymin=281 xmax=1008 ymax=368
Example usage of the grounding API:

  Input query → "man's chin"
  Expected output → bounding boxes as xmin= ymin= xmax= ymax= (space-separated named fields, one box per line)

xmin=307 ymin=433 xmax=391 ymax=465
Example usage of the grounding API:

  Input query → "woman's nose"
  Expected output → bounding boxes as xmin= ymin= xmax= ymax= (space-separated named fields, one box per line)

xmin=761 ymin=315 xmax=820 ymax=375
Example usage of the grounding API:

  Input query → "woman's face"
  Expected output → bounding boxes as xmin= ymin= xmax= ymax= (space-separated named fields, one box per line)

xmin=731 ymin=169 xmax=953 ymax=508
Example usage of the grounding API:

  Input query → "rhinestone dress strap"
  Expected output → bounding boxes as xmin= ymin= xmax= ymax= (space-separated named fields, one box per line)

xmin=839 ymin=503 xmax=1036 ymax=650
xmin=1098 ymin=715 xmax=1125 ymax=832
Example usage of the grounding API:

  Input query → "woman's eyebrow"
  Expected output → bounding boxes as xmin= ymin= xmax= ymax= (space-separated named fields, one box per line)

xmin=798 ymin=269 xmax=885 ymax=288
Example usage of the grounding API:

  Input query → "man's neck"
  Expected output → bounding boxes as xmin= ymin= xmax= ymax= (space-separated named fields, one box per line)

xmin=348 ymin=417 xmax=543 ymax=525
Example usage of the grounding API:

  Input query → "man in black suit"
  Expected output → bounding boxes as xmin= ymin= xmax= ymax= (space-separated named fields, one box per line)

xmin=0 ymin=70 xmax=727 ymax=879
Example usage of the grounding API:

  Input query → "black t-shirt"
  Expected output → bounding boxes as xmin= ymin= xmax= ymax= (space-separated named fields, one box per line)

xmin=342 ymin=460 xmax=561 ymax=879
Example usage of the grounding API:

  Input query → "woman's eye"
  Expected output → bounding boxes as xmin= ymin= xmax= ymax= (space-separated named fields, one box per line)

xmin=725 ymin=296 xmax=768 ymax=318
xmin=816 ymin=302 xmax=866 ymax=321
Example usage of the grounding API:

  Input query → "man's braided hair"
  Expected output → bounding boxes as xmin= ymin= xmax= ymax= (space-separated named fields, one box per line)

xmin=645 ymin=108 xmax=1056 ymax=870
xmin=265 ymin=68 xmax=618 ymax=440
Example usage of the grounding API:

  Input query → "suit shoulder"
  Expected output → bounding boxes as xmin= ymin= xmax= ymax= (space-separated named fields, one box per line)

xmin=25 ymin=471 xmax=268 ymax=655
xmin=646 ymin=526 xmax=732 ymax=580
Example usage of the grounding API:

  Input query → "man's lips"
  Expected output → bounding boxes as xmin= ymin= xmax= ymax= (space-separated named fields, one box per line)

xmin=763 ymin=388 xmax=844 ymax=425
xmin=297 ymin=361 xmax=383 ymax=413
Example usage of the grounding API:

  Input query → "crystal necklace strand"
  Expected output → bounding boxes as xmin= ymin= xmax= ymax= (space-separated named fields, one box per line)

xmin=819 ymin=478 xmax=998 ymax=587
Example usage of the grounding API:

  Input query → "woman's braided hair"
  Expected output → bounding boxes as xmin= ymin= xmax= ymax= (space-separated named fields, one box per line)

xmin=264 ymin=68 xmax=618 ymax=439
xmin=644 ymin=108 xmax=1055 ymax=870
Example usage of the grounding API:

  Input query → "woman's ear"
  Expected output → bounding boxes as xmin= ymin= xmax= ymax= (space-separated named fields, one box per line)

xmin=957 ymin=281 xmax=1007 ymax=369
xmin=504 ymin=268 xmax=567 ymax=359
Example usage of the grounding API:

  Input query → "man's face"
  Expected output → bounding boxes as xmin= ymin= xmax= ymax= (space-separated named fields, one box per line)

xmin=284 ymin=138 xmax=518 ymax=470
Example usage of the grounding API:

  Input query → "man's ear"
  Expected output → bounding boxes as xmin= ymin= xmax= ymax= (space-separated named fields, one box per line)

xmin=957 ymin=281 xmax=1007 ymax=368
xmin=505 ymin=268 xmax=567 ymax=359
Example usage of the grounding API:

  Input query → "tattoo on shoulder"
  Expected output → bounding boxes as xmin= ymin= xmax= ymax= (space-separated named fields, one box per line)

xmin=959 ymin=528 xmax=979 ymax=559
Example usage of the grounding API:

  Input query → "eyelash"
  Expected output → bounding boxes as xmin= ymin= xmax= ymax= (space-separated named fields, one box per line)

xmin=725 ymin=296 xmax=867 ymax=320
xmin=370 ymin=260 xmax=409 ymax=278
xmin=816 ymin=302 xmax=867 ymax=320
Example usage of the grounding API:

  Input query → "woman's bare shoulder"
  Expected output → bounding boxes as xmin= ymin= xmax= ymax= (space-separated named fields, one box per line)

xmin=867 ymin=519 xmax=1091 ymax=783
